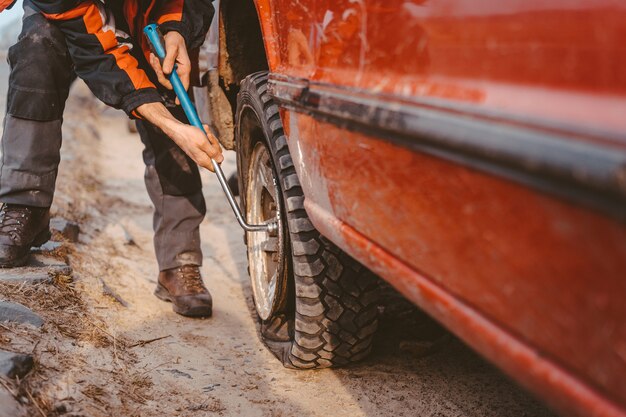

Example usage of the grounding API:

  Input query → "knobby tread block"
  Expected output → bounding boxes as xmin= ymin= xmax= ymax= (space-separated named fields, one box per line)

xmin=285 ymin=195 xmax=305 ymax=212
xmin=288 ymin=217 xmax=316 ymax=233
xmin=294 ymin=281 xmax=323 ymax=298
xmin=291 ymin=238 xmax=321 ymax=256
xmin=293 ymin=258 xmax=325 ymax=277
xmin=279 ymin=154 xmax=294 ymax=170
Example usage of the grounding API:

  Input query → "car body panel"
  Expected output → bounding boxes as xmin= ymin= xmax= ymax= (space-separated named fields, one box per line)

xmin=280 ymin=110 xmax=626 ymax=417
xmin=232 ymin=1 xmax=626 ymax=416
xmin=259 ymin=0 xmax=626 ymax=138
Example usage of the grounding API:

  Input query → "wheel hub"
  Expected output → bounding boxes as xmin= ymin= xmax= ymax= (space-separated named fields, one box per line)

xmin=246 ymin=142 xmax=286 ymax=320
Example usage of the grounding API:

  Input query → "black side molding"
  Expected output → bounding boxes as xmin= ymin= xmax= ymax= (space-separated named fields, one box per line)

xmin=268 ymin=74 xmax=626 ymax=221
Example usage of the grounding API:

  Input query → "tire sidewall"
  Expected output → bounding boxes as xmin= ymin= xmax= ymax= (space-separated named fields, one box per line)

xmin=235 ymin=73 xmax=293 ymax=324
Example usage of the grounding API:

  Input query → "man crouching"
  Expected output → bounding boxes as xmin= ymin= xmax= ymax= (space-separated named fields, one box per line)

xmin=0 ymin=0 xmax=222 ymax=317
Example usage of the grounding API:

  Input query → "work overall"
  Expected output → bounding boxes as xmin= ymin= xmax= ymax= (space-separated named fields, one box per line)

xmin=0 ymin=0 xmax=210 ymax=271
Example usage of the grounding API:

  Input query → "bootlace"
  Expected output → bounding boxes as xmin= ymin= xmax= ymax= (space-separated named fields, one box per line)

xmin=178 ymin=266 xmax=206 ymax=293
xmin=0 ymin=204 xmax=32 ymax=241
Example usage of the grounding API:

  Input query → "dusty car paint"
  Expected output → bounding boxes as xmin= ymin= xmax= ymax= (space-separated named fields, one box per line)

xmin=263 ymin=0 xmax=626 ymax=136
xmin=243 ymin=1 xmax=626 ymax=416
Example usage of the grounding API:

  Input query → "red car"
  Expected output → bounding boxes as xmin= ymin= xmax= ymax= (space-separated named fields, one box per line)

xmin=195 ymin=1 xmax=626 ymax=416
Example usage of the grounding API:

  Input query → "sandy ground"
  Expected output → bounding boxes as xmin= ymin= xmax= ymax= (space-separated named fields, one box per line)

xmin=0 ymin=59 xmax=557 ymax=416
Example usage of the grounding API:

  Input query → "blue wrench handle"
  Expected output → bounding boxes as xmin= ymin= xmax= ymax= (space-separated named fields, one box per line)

xmin=143 ymin=24 xmax=203 ymax=130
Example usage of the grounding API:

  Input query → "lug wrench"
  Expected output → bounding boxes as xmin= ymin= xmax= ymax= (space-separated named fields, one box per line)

xmin=144 ymin=24 xmax=277 ymax=234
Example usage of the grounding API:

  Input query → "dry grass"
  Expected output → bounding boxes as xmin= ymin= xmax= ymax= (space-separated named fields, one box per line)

xmin=82 ymin=384 xmax=106 ymax=404
xmin=40 ymin=241 xmax=72 ymax=264
xmin=185 ymin=397 xmax=227 ymax=413
xmin=0 ymin=276 xmax=122 ymax=348
xmin=0 ymin=274 xmax=156 ymax=416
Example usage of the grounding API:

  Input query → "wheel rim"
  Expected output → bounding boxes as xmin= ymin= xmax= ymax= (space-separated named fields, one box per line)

xmin=246 ymin=141 xmax=286 ymax=321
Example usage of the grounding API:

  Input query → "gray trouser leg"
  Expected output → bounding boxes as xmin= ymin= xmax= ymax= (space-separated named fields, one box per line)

xmin=0 ymin=117 xmax=63 ymax=206
xmin=137 ymin=106 xmax=206 ymax=271
xmin=0 ymin=8 xmax=74 ymax=207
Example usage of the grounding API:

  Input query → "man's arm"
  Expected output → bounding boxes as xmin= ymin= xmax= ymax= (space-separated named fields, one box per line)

xmin=36 ymin=0 xmax=222 ymax=169
xmin=137 ymin=101 xmax=223 ymax=172
xmin=36 ymin=0 xmax=161 ymax=117
xmin=143 ymin=0 xmax=222 ymax=169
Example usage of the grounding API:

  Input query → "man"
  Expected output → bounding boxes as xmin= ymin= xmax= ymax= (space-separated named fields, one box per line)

xmin=0 ymin=0 xmax=223 ymax=318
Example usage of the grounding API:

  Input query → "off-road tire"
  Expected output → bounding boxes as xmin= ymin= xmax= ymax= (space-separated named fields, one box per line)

xmin=236 ymin=72 xmax=379 ymax=369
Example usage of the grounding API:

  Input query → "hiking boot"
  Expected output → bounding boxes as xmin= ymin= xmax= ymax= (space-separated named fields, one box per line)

xmin=0 ymin=204 xmax=51 ymax=268
xmin=154 ymin=265 xmax=212 ymax=317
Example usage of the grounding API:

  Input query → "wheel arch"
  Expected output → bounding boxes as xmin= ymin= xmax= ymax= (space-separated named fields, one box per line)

xmin=218 ymin=0 xmax=270 ymax=98
xmin=205 ymin=0 xmax=271 ymax=150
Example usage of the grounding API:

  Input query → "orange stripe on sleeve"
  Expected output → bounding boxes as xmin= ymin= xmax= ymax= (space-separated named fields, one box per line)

xmin=80 ymin=2 xmax=154 ymax=90
xmin=0 ymin=0 xmax=15 ymax=12
xmin=46 ymin=2 xmax=154 ymax=91
xmin=42 ymin=2 xmax=93 ymax=20
xmin=157 ymin=0 xmax=184 ymax=24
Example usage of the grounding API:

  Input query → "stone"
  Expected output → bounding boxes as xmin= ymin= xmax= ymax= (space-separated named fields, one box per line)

xmin=50 ymin=218 xmax=80 ymax=242
xmin=0 ymin=349 xmax=34 ymax=379
xmin=0 ymin=301 xmax=43 ymax=327
xmin=53 ymin=402 xmax=69 ymax=414
xmin=163 ymin=369 xmax=192 ymax=379
xmin=0 ymin=254 xmax=72 ymax=284
xmin=0 ymin=388 xmax=24 ymax=417
xmin=31 ymin=241 xmax=63 ymax=254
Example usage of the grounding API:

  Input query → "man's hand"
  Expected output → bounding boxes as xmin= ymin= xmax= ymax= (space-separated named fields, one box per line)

xmin=136 ymin=102 xmax=223 ymax=172
xmin=149 ymin=31 xmax=190 ymax=102
xmin=169 ymin=123 xmax=224 ymax=172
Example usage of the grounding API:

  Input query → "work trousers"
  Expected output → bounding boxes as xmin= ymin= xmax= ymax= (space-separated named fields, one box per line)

xmin=0 ymin=5 xmax=206 ymax=271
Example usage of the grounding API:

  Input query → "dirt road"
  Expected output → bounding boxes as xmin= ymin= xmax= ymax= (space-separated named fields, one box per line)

xmin=0 ymin=68 xmax=557 ymax=416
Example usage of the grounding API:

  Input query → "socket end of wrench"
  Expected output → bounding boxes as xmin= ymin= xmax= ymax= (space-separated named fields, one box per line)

xmin=266 ymin=220 xmax=279 ymax=235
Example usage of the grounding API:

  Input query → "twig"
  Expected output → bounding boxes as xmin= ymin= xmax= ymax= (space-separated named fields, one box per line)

xmin=84 ymin=318 xmax=120 ymax=348
xmin=25 ymin=387 xmax=46 ymax=417
xmin=83 ymin=318 xmax=126 ymax=369
xmin=0 ymin=322 xmax=16 ymax=333
xmin=99 ymin=278 xmax=129 ymax=307
xmin=140 ymin=361 xmax=171 ymax=376
xmin=0 ymin=377 xmax=17 ymax=398
xmin=85 ymin=319 xmax=115 ymax=339
xmin=31 ymin=340 xmax=41 ymax=355
xmin=126 ymin=388 xmax=147 ymax=405
xmin=129 ymin=335 xmax=171 ymax=348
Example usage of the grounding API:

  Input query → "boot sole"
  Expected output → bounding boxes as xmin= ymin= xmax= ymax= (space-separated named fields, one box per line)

xmin=33 ymin=229 xmax=52 ymax=247
xmin=154 ymin=283 xmax=213 ymax=318
xmin=0 ymin=229 xmax=52 ymax=268
xmin=0 ymin=253 xmax=29 ymax=268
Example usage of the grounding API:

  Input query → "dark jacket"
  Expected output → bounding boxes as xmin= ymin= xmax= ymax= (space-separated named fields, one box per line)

xmin=27 ymin=0 xmax=213 ymax=117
